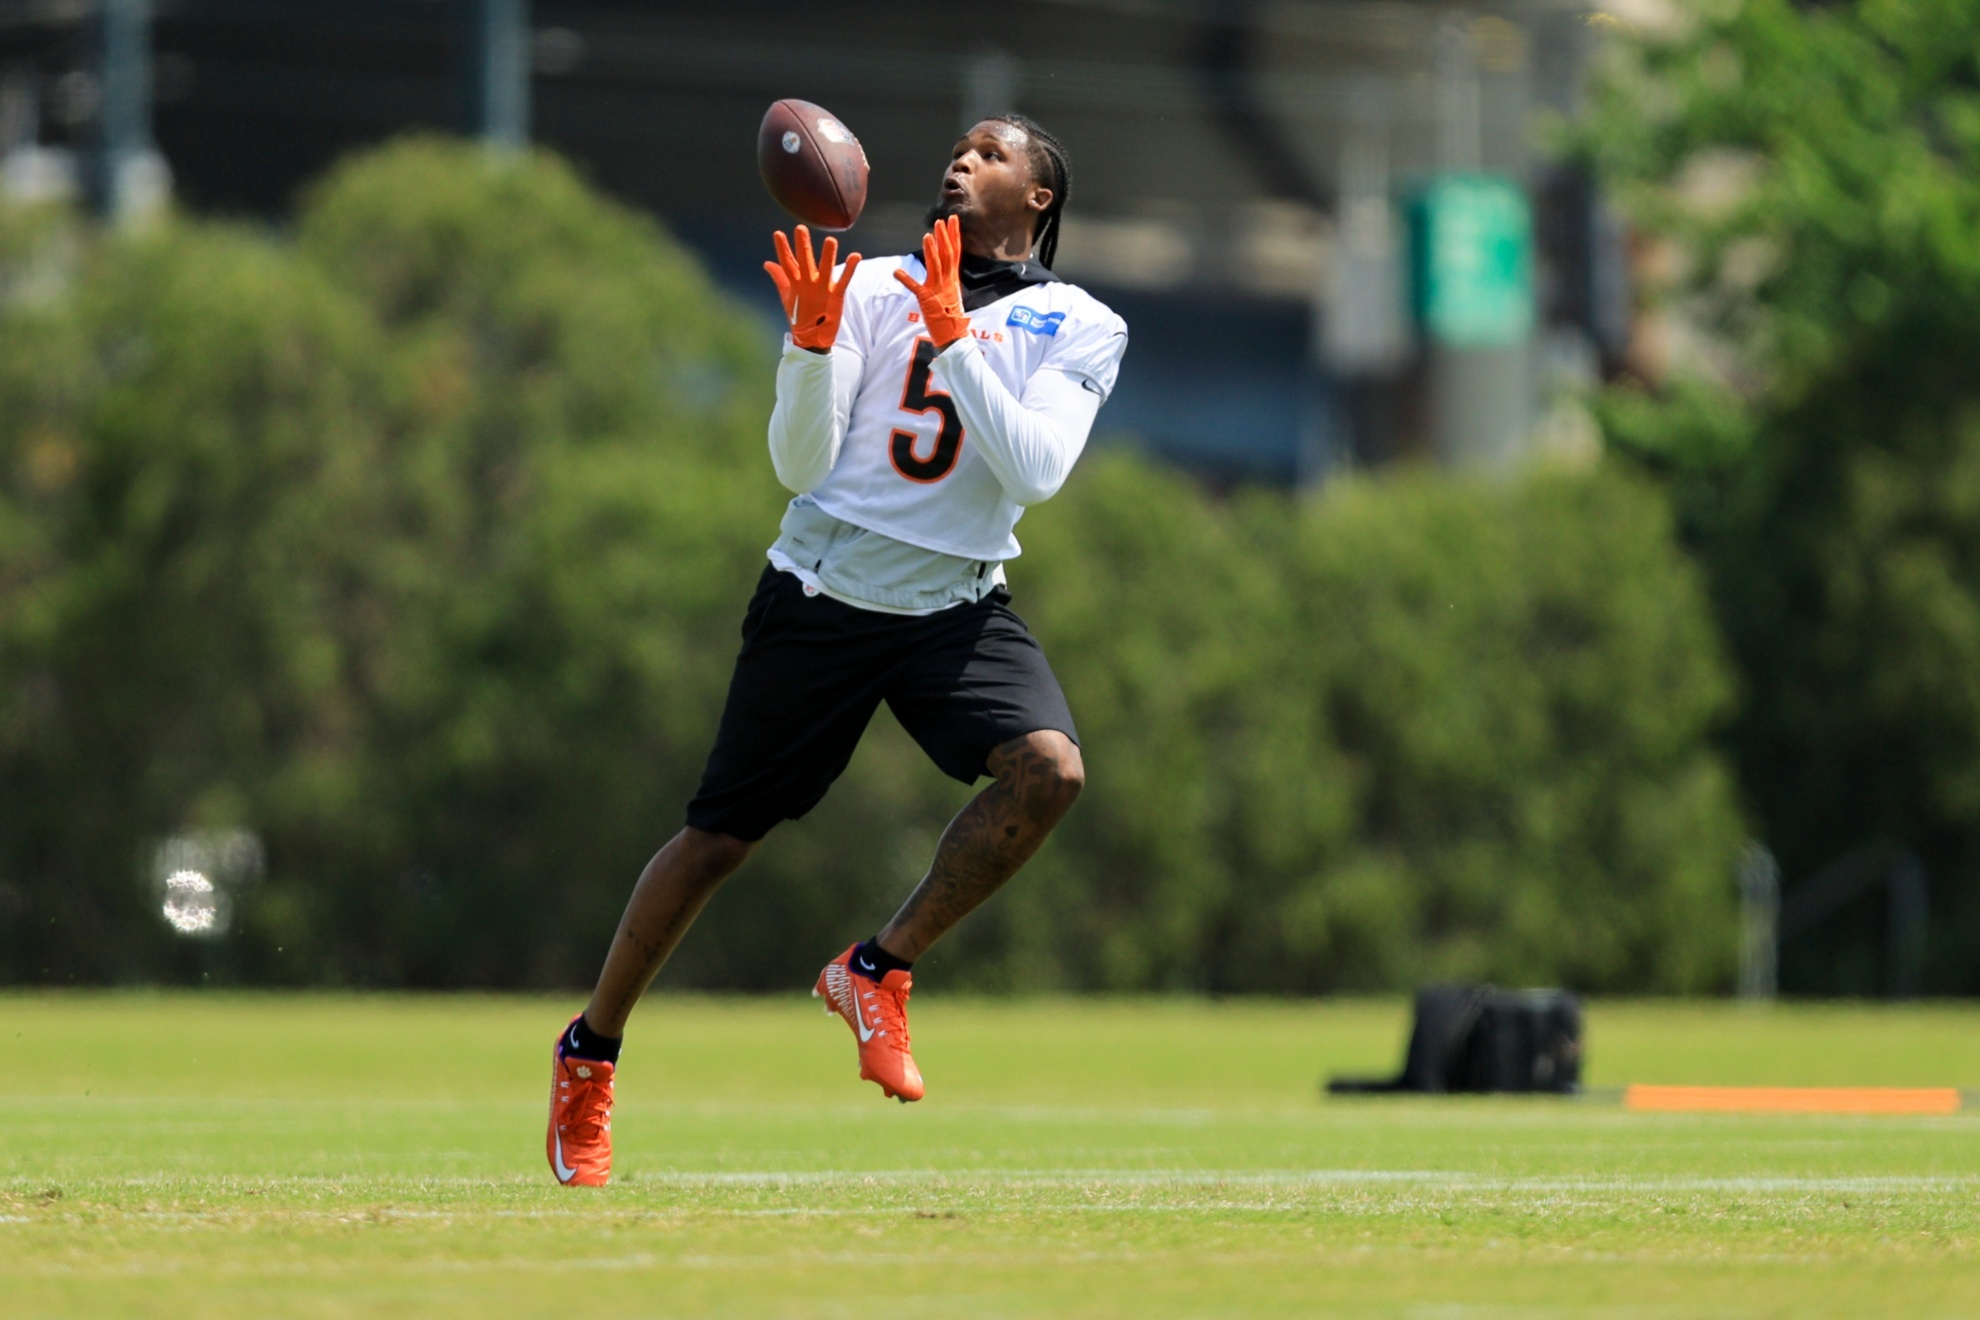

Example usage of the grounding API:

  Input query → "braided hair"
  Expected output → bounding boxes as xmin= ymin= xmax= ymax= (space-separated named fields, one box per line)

xmin=989 ymin=113 xmax=1072 ymax=268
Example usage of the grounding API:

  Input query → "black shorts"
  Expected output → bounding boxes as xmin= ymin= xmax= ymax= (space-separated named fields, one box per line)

xmin=685 ymin=566 xmax=1079 ymax=842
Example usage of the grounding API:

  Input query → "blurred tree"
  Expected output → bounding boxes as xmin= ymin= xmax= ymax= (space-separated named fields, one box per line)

xmin=0 ymin=200 xmax=403 ymax=983
xmin=980 ymin=457 xmax=1741 ymax=994
xmin=1584 ymin=0 xmax=1980 ymax=991
xmin=0 ymin=137 xmax=1745 ymax=993
xmin=289 ymin=138 xmax=782 ymax=986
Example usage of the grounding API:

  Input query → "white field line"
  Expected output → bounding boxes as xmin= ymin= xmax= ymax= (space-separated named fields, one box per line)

xmin=0 ymin=1097 xmax=1232 ymax=1122
xmin=2 ymin=1094 xmax=1974 ymax=1126
xmin=627 ymin=1169 xmax=1980 ymax=1194
xmin=15 ymin=1169 xmax=1979 ymax=1196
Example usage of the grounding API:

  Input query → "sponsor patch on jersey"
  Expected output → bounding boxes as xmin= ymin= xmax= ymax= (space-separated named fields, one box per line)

xmin=1006 ymin=306 xmax=1066 ymax=337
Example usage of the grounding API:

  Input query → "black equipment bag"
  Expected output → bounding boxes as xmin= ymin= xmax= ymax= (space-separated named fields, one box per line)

xmin=1328 ymin=985 xmax=1582 ymax=1095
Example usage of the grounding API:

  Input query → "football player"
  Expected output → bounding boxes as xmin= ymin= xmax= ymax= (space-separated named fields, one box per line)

xmin=548 ymin=114 xmax=1127 ymax=1185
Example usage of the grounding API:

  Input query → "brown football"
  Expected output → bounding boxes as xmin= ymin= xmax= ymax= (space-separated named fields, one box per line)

xmin=757 ymin=99 xmax=869 ymax=231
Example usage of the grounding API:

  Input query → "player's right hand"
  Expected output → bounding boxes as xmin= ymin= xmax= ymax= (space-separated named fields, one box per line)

xmin=765 ymin=226 xmax=860 ymax=352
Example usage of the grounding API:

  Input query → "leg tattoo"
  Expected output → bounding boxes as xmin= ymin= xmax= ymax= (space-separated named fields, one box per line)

xmin=877 ymin=731 xmax=1083 ymax=962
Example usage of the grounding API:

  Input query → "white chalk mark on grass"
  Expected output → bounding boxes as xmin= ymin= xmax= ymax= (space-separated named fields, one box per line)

xmin=15 ymin=1169 xmax=1980 ymax=1198
xmin=623 ymin=1169 xmax=1980 ymax=1195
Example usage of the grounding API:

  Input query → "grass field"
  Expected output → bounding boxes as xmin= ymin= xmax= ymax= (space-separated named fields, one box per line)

xmin=3 ymin=994 xmax=1978 ymax=1317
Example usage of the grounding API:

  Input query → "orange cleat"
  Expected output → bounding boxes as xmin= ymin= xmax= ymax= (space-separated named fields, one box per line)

xmin=546 ymin=1015 xmax=615 ymax=1187
xmin=814 ymin=945 xmax=925 ymax=1102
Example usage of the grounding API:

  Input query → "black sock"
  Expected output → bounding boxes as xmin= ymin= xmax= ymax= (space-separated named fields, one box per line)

xmin=851 ymin=938 xmax=913 ymax=983
xmin=562 ymin=1013 xmax=622 ymax=1064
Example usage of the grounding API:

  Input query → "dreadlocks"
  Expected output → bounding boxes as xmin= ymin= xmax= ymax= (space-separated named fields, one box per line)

xmin=989 ymin=113 xmax=1072 ymax=269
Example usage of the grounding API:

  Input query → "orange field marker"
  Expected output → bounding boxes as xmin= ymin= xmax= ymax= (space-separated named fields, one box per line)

xmin=1624 ymin=1085 xmax=1962 ymax=1116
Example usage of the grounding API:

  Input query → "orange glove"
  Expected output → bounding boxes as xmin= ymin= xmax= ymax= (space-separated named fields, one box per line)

xmin=892 ymin=214 xmax=971 ymax=349
xmin=764 ymin=226 xmax=860 ymax=352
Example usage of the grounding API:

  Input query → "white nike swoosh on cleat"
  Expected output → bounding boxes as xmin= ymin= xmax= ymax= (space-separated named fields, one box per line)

xmin=824 ymin=964 xmax=875 ymax=1042
xmin=552 ymin=1129 xmax=579 ymax=1184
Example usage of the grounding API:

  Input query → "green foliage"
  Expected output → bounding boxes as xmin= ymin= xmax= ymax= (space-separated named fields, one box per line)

xmin=0 ymin=201 xmax=405 ymax=983
xmin=0 ymin=137 xmax=1742 ymax=992
xmin=0 ymin=141 xmax=788 ymax=986
xmin=282 ymin=140 xmax=787 ymax=986
xmin=983 ymin=458 xmax=1740 ymax=994
xmin=1582 ymin=0 xmax=1980 ymax=990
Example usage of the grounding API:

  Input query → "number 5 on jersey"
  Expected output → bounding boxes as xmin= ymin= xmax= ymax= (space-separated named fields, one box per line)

xmin=889 ymin=337 xmax=964 ymax=483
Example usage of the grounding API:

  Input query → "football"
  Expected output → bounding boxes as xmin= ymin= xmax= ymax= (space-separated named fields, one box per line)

xmin=757 ymin=99 xmax=869 ymax=231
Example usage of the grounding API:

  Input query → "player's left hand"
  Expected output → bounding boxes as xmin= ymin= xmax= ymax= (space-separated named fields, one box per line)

xmin=893 ymin=214 xmax=971 ymax=349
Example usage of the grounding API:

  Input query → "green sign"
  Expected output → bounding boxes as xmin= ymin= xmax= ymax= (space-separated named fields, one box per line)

xmin=1413 ymin=175 xmax=1534 ymax=348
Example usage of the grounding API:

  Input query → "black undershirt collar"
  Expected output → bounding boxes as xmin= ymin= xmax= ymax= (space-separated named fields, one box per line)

xmin=956 ymin=251 xmax=1061 ymax=313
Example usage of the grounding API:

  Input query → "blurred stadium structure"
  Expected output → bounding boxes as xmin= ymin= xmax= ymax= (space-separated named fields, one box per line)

xmin=0 ymin=0 xmax=1627 ymax=485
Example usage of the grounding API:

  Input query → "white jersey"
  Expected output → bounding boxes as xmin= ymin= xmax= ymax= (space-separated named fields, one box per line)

xmin=770 ymin=254 xmax=1128 ymax=563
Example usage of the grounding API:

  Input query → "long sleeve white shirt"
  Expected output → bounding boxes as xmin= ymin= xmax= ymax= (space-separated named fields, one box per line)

xmin=768 ymin=339 xmax=1102 ymax=506
xmin=760 ymin=254 xmax=1129 ymax=613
